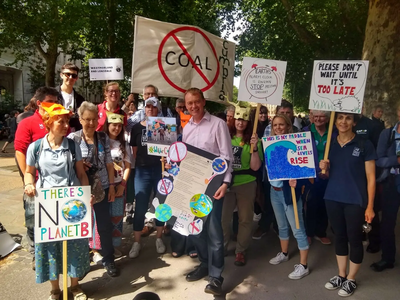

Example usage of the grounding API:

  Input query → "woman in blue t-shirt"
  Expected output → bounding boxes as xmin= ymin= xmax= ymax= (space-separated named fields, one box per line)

xmin=320 ymin=112 xmax=376 ymax=297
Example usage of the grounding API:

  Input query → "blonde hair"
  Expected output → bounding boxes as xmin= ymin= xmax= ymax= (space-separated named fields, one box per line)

xmin=271 ymin=114 xmax=293 ymax=136
xmin=103 ymin=82 xmax=120 ymax=98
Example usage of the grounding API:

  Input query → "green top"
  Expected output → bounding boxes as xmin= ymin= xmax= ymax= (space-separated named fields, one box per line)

xmin=310 ymin=123 xmax=328 ymax=162
xmin=231 ymin=136 xmax=263 ymax=187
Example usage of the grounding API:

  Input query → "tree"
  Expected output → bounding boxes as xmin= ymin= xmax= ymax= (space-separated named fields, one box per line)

xmin=236 ymin=0 xmax=368 ymax=111
xmin=362 ymin=0 xmax=400 ymax=125
xmin=0 ymin=1 xmax=87 ymax=87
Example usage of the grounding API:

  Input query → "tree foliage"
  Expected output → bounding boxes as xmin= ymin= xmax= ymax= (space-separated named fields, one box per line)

xmin=235 ymin=0 xmax=369 ymax=111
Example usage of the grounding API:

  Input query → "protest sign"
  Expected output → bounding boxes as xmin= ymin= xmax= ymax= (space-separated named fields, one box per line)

xmin=131 ymin=16 xmax=236 ymax=103
xmin=0 ymin=222 xmax=20 ymax=258
xmin=34 ymin=186 xmax=92 ymax=243
xmin=146 ymin=117 xmax=177 ymax=156
xmin=238 ymin=57 xmax=287 ymax=105
xmin=309 ymin=60 xmax=369 ymax=114
xmin=89 ymin=58 xmax=124 ymax=81
xmin=151 ymin=142 xmax=229 ymax=235
xmin=262 ymin=132 xmax=316 ymax=181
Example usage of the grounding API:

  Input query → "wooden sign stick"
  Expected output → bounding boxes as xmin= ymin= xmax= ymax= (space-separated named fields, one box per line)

xmin=250 ymin=103 xmax=261 ymax=153
xmin=63 ymin=241 xmax=68 ymax=300
xmin=161 ymin=157 xmax=165 ymax=178
xmin=321 ymin=111 xmax=335 ymax=174
xmin=291 ymin=187 xmax=300 ymax=229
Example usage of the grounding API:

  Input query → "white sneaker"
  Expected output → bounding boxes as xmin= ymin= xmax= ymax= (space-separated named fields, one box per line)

xmin=288 ymin=264 xmax=309 ymax=280
xmin=269 ymin=252 xmax=289 ymax=265
xmin=129 ymin=242 xmax=141 ymax=258
xmin=253 ymin=213 xmax=262 ymax=222
xmin=156 ymin=238 xmax=166 ymax=254
xmin=92 ymin=252 xmax=103 ymax=264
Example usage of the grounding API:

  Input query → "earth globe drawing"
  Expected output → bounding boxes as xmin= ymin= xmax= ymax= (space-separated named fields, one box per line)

xmin=155 ymin=203 xmax=173 ymax=222
xmin=190 ymin=194 xmax=213 ymax=218
xmin=62 ymin=199 xmax=87 ymax=223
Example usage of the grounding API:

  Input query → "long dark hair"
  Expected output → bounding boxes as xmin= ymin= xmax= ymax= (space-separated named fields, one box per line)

xmin=103 ymin=118 xmax=126 ymax=157
xmin=228 ymin=118 xmax=253 ymax=144
xmin=250 ymin=106 xmax=269 ymax=138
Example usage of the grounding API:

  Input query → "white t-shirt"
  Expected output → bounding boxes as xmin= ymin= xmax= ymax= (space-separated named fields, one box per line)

xmin=109 ymin=138 xmax=133 ymax=183
xmin=61 ymin=90 xmax=74 ymax=110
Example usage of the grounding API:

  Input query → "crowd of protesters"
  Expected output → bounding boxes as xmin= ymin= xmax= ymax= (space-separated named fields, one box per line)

xmin=9 ymin=63 xmax=399 ymax=299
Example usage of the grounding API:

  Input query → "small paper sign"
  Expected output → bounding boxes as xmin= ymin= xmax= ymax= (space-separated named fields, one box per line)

xmin=89 ymin=58 xmax=124 ymax=81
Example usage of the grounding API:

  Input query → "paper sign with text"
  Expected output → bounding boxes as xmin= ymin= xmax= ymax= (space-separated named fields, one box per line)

xmin=309 ymin=60 xmax=369 ymax=114
xmin=146 ymin=117 xmax=177 ymax=156
xmin=35 ymin=186 xmax=92 ymax=243
xmin=89 ymin=58 xmax=124 ymax=81
xmin=132 ymin=16 xmax=235 ymax=104
xmin=238 ymin=57 xmax=287 ymax=105
xmin=262 ymin=132 xmax=316 ymax=181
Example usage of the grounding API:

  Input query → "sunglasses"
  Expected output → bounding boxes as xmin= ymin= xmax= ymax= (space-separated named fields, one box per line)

xmin=63 ymin=72 xmax=78 ymax=79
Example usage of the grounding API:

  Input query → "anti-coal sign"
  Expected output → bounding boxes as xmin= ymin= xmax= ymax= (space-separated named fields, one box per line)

xmin=131 ymin=16 xmax=236 ymax=104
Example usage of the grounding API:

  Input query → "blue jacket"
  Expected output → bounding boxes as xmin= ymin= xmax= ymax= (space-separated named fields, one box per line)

xmin=376 ymin=127 xmax=398 ymax=169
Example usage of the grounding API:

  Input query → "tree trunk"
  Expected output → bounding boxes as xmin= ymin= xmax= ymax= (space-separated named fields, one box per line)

xmin=106 ymin=0 xmax=117 ymax=57
xmin=362 ymin=0 xmax=400 ymax=126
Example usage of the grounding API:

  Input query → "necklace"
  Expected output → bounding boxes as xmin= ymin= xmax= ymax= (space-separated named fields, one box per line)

xmin=338 ymin=134 xmax=355 ymax=147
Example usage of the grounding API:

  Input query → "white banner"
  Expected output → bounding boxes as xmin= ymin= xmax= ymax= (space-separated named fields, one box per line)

xmin=308 ymin=60 xmax=369 ymax=114
xmin=131 ymin=16 xmax=236 ymax=103
xmin=35 ymin=186 xmax=92 ymax=243
xmin=238 ymin=57 xmax=287 ymax=105
xmin=89 ymin=58 xmax=124 ymax=81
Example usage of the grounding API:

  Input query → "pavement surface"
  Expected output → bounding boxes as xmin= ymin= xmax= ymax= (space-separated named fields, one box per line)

xmin=1 ymin=142 xmax=400 ymax=300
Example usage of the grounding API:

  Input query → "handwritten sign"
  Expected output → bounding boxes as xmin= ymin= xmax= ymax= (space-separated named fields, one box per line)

xmin=238 ymin=57 xmax=287 ymax=105
xmin=89 ymin=58 xmax=124 ymax=81
xmin=309 ymin=60 xmax=369 ymax=114
xmin=35 ymin=186 xmax=92 ymax=243
xmin=262 ymin=132 xmax=316 ymax=181
xmin=172 ymin=211 xmax=195 ymax=236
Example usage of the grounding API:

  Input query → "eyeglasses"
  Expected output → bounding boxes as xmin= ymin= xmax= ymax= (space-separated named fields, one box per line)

xmin=107 ymin=89 xmax=120 ymax=94
xmin=81 ymin=118 xmax=97 ymax=124
xmin=144 ymin=92 xmax=156 ymax=97
xmin=63 ymin=72 xmax=78 ymax=79
xmin=176 ymin=106 xmax=185 ymax=109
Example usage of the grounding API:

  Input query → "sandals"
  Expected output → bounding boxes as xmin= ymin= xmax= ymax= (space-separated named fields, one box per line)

xmin=70 ymin=285 xmax=87 ymax=300
xmin=189 ymin=251 xmax=198 ymax=259
xmin=48 ymin=289 xmax=61 ymax=300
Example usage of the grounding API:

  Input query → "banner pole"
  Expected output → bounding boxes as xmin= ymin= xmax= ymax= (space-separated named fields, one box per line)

xmin=63 ymin=240 xmax=68 ymax=299
xmin=250 ymin=103 xmax=261 ymax=153
xmin=161 ymin=157 xmax=165 ymax=177
xmin=321 ymin=111 xmax=335 ymax=174
xmin=291 ymin=187 xmax=300 ymax=229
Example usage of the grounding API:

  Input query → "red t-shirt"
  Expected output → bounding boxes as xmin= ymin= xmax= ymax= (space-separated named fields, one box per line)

xmin=14 ymin=110 xmax=47 ymax=155
xmin=96 ymin=101 xmax=127 ymax=131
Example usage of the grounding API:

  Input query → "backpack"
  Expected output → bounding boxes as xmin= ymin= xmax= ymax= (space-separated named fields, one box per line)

xmin=34 ymin=138 xmax=76 ymax=187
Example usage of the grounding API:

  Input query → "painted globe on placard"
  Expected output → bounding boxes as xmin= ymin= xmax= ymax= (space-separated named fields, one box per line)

xmin=212 ymin=158 xmax=226 ymax=173
xmin=155 ymin=203 xmax=173 ymax=222
xmin=190 ymin=194 xmax=213 ymax=218
xmin=62 ymin=199 xmax=87 ymax=223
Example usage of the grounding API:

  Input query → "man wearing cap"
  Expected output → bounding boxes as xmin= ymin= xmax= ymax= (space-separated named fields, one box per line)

xmin=182 ymin=88 xmax=233 ymax=296
xmin=56 ymin=63 xmax=85 ymax=132
xmin=14 ymin=86 xmax=59 ymax=269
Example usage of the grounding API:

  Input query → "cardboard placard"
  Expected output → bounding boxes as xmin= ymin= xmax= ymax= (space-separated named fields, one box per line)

xmin=34 ymin=186 xmax=92 ymax=243
xmin=309 ymin=60 xmax=369 ymax=114
xmin=238 ymin=57 xmax=287 ymax=105
xmin=262 ymin=132 xmax=316 ymax=181
xmin=146 ymin=117 xmax=177 ymax=156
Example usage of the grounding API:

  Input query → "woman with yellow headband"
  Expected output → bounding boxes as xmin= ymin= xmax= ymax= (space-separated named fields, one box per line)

xmin=103 ymin=112 xmax=132 ymax=253
xmin=221 ymin=104 xmax=263 ymax=266
xmin=24 ymin=103 xmax=90 ymax=300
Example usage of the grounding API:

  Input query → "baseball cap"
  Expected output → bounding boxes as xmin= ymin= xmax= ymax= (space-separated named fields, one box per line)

xmin=144 ymin=97 xmax=161 ymax=110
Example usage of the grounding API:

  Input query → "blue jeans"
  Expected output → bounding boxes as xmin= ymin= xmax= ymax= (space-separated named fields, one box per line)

xmin=134 ymin=165 xmax=164 ymax=231
xmin=270 ymin=188 xmax=309 ymax=250
xmin=189 ymin=197 xmax=224 ymax=280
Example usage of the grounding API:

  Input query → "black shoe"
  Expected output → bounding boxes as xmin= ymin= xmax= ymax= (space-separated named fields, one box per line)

xmin=31 ymin=257 xmax=35 ymax=271
xmin=370 ymin=260 xmax=394 ymax=272
xmin=366 ymin=245 xmax=380 ymax=254
xmin=204 ymin=277 xmax=223 ymax=295
xmin=186 ymin=266 xmax=208 ymax=282
xmin=104 ymin=262 xmax=119 ymax=277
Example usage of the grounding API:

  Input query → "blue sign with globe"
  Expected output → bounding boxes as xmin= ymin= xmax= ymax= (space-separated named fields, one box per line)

xmin=62 ymin=199 xmax=87 ymax=223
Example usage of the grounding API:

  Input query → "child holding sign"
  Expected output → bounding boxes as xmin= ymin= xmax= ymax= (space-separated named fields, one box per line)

xmin=267 ymin=114 xmax=310 ymax=280
xmin=24 ymin=103 xmax=90 ymax=300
